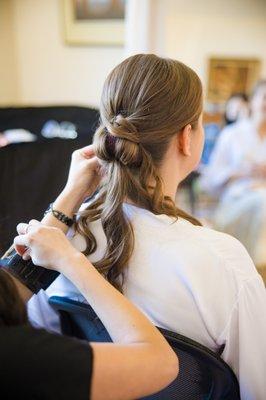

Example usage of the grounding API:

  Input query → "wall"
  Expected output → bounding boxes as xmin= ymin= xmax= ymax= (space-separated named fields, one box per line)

xmin=11 ymin=0 xmax=125 ymax=107
xmin=157 ymin=0 xmax=266 ymax=92
xmin=0 ymin=0 xmax=19 ymax=105
xmin=1 ymin=0 xmax=266 ymax=107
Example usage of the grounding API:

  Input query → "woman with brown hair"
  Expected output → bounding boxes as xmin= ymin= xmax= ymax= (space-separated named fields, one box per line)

xmin=26 ymin=54 xmax=266 ymax=400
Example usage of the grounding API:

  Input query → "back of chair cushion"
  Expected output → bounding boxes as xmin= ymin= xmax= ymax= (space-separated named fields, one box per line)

xmin=49 ymin=296 xmax=240 ymax=400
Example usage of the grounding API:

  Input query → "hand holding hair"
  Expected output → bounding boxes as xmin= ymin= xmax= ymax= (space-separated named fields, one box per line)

xmin=64 ymin=144 xmax=102 ymax=199
xmin=14 ymin=220 xmax=78 ymax=273
xmin=40 ymin=144 xmax=103 ymax=236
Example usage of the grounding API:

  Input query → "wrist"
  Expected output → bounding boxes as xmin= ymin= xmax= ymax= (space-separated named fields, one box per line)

xmin=55 ymin=187 xmax=85 ymax=213
xmin=57 ymin=250 xmax=89 ymax=277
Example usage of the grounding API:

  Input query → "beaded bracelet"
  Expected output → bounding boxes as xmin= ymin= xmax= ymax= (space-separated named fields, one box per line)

xmin=44 ymin=203 xmax=75 ymax=227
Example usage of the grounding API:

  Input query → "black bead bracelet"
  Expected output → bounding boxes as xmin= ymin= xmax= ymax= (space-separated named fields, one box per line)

xmin=44 ymin=203 xmax=75 ymax=227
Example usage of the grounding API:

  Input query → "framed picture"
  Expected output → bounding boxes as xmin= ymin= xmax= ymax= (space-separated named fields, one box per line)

xmin=63 ymin=0 xmax=126 ymax=46
xmin=207 ymin=57 xmax=261 ymax=103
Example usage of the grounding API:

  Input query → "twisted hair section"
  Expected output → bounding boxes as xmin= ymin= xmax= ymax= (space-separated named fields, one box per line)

xmin=76 ymin=54 xmax=203 ymax=292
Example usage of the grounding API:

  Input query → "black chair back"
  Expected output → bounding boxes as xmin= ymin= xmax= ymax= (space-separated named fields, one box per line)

xmin=49 ymin=296 xmax=240 ymax=400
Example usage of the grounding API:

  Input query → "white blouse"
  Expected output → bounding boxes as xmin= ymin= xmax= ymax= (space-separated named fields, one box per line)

xmin=200 ymin=119 xmax=266 ymax=200
xmin=28 ymin=203 xmax=266 ymax=400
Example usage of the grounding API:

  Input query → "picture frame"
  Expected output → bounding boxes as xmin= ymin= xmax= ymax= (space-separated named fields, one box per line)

xmin=207 ymin=57 xmax=261 ymax=103
xmin=63 ymin=0 xmax=126 ymax=46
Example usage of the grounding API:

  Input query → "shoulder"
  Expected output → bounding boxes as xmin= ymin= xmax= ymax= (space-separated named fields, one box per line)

xmin=177 ymin=221 xmax=264 ymax=330
xmin=183 ymin=220 xmax=258 ymax=281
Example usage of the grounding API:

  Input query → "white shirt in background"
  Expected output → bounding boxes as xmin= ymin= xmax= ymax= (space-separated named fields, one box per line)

xmin=200 ymin=119 xmax=266 ymax=200
xmin=200 ymin=119 xmax=266 ymax=265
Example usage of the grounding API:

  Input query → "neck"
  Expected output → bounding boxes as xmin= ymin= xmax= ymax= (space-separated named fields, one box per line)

xmin=125 ymin=166 xmax=180 ymax=205
xmin=158 ymin=162 xmax=182 ymax=201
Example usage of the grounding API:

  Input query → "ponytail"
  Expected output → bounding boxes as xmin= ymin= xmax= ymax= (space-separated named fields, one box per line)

xmin=76 ymin=54 xmax=203 ymax=292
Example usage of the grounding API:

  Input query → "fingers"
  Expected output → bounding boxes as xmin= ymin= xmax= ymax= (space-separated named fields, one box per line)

xmin=14 ymin=244 xmax=27 ymax=257
xmin=71 ymin=145 xmax=101 ymax=175
xmin=88 ymin=156 xmax=100 ymax=170
xmin=15 ymin=220 xmax=41 ymax=258
xmin=14 ymin=234 xmax=30 ymax=247
xmin=81 ymin=147 xmax=101 ymax=172
xmin=22 ymin=248 xmax=31 ymax=261
xmin=80 ymin=145 xmax=95 ymax=159
xmin=16 ymin=223 xmax=29 ymax=235
xmin=13 ymin=235 xmax=30 ymax=257
xmin=16 ymin=219 xmax=40 ymax=235
xmin=15 ymin=222 xmax=31 ymax=256
xmin=28 ymin=219 xmax=40 ymax=225
xmin=14 ymin=245 xmax=31 ymax=261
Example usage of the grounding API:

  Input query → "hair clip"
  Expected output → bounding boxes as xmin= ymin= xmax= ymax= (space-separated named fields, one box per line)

xmin=105 ymin=131 xmax=117 ymax=155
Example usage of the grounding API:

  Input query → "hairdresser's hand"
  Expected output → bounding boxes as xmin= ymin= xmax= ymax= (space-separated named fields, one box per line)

xmin=64 ymin=145 xmax=102 ymax=199
xmin=41 ymin=145 xmax=102 ymax=233
xmin=14 ymin=220 xmax=79 ymax=272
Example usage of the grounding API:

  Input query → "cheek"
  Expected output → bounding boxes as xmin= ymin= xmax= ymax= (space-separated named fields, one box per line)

xmin=195 ymin=128 xmax=204 ymax=156
xmin=192 ymin=128 xmax=204 ymax=167
xmin=199 ymin=128 xmax=205 ymax=154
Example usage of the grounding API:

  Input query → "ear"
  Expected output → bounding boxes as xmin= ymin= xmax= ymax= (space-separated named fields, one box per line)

xmin=177 ymin=124 xmax=192 ymax=156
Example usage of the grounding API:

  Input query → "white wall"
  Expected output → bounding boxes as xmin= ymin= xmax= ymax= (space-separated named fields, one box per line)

xmin=157 ymin=0 xmax=266 ymax=92
xmin=1 ymin=0 xmax=266 ymax=107
xmin=12 ymin=0 xmax=125 ymax=107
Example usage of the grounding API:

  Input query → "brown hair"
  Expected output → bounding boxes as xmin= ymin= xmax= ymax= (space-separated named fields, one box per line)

xmin=0 ymin=269 xmax=28 ymax=326
xmin=76 ymin=54 xmax=203 ymax=291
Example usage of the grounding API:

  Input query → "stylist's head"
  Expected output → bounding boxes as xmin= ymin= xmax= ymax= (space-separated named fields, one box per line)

xmin=0 ymin=269 xmax=27 ymax=327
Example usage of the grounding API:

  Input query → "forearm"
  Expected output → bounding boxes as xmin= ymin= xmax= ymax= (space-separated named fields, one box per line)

xmin=62 ymin=252 xmax=164 ymax=346
xmin=66 ymin=254 xmax=179 ymax=400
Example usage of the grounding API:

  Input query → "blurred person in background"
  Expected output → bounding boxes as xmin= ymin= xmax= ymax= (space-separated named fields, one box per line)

xmin=192 ymin=93 xmax=249 ymax=171
xmin=223 ymin=92 xmax=249 ymax=126
xmin=201 ymin=80 xmax=266 ymax=274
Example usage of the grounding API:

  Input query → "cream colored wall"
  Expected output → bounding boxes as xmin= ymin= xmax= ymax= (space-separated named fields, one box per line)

xmin=1 ymin=0 xmax=266 ymax=107
xmin=0 ymin=0 xmax=19 ymax=105
xmin=157 ymin=0 xmax=266 ymax=91
xmin=12 ymin=0 xmax=124 ymax=107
